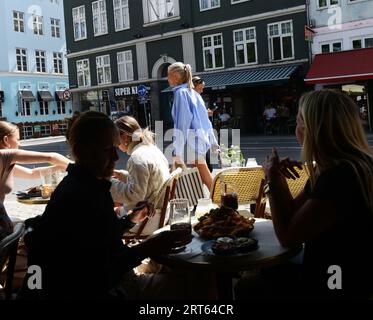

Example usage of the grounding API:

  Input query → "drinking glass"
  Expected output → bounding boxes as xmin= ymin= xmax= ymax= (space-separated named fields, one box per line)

xmin=169 ymin=199 xmax=191 ymax=251
xmin=40 ymin=169 xmax=55 ymax=199
xmin=220 ymin=174 xmax=238 ymax=210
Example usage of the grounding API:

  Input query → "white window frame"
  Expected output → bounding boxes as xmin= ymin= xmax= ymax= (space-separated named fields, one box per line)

xmin=113 ymin=0 xmax=130 ymax=31
xmin=21 ymin=101 xmax=31 ymax=117
xmin=351 ymin=35 xmax=373 ymax=49
xmin=317 ymin=0 xmax=339 ymax=9
xmin=33 ymin=15 xmax=43 ymax=35
xmin=233 ymin=27 xmax=258 ymax=66
xmin=59 ymin=123 xmax=68 ymax=134
xmin=76 ymin=59 xmax=91 ymax=87
xmin=202 ymin=33 xmax=225 ymax=70
xmin=50 ymin=18 xmax=61 ymax=38
xmin=35 ymin=50 xmax=46 ymax=73
xmin=117 ymin=50 xmax=134 ymax=82
xmin=39 ymin=101 xmax=49 ymax=116
xmin=22 ymin=126 xmax=33 ymax=138
xmin=268 ymin=20 xmax=295 ymax=62
xmin=231 ymin=0 xmax=250 ymax=4
xmin=92 ymin=0 xmax=108 ymax=36
xmin=40 ymin=125 xmax=51 ymax=136
xmin=57 ymin=101 xmax=66 ymax=115
xmin=72 ymin=5 xmax=87 ymax=41
xmin=142 ymin=0 xmax=180 ymax=24
xmin=320 ymin=40 xmax=342 ymax=53
xmin=13 ymin=11 xmax=25 ymax=32
xmin=96 ymin=55 xmax=112 ymax=85
xmin=16 ymin=48 xmax=28 ymax=72
xmin=199 ymin=0 xmax=220 ymax=11
xmin=53 ymin=52 xmax=63 ymax=74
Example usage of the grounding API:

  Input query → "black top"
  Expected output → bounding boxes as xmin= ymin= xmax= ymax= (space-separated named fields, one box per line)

xmin=23 ymin=164 xmax=142 ymax=299
xmin=303 ymin=162 xmax=373 ymax=299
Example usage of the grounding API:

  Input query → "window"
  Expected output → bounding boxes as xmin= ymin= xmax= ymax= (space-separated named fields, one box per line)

xmin=35 ymin=50 xmax=46 ymax=73
xmin=231 ymin=0 xmax=250 ymax=3
xmin=13 ymin=11 xmax=25 ymax=32
xmin=200 ymin=0 xmax=220 ymax=11
xmin=76 ymin=59 xmax=91 ymax=87
xmin=143 ymin=0 xmax=179 ymax=24
xmin=352 ymin=36 xmax=373 ymax=49
xmin=40 ymin=125 xmax=51 ymax=136
xmin=59 ymin=123 xmax=68 ymax=135
xmin=39 ymin=101 xmax=49 ymax=115
xmin=114 ymin=0 xmax=130 ymax=31
xmin=33 ymin=15 xmax=43 ymax=35
xmin=318 ymin=0 xmax=339 ymax=8
xmin=268 ymin=21 xmax=294 ymax=61
xmin=51 ymin=18 xmax=61 ymax=38
xmin=16 ymin=48 xmax=28 ymax=72
xmin=321 ymin=41 xmax=342 ymax=53
xmin=96 ymin=55 xmax=111 ymax=85
xmin=72 ymin=6 xmax=87 ymax=41
xmin=234 ymin=27 xmax=257 ymax=65
xmin=22 ymin=126 xmax=33 ymax=138
xmin=202 ymin=34 xmax=224 ymax=70
xmin=92 ymin=0 xmax=108 ymax=36
xmin=21 ymin=101 xmax=31 ymax=116
xmin=53 ymin=52 xmax=63 ymax=74
xmin=117 ymin=50 xmax=134 ymax=82
xmin=57 ymin=101 xmax=66 ymax=114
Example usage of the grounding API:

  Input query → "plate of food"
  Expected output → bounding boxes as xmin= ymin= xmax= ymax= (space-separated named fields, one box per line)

xmin=193 ymin=206 xmax=255 ymax=240
xmin=16 ymin=186 xmax=42 ymax=199
xmin=201 ymin=236 xmax=258 ymax=257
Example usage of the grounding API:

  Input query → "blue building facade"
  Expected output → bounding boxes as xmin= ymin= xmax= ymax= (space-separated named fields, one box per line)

xmin=0 ymin=0 xmax=72 ymax=139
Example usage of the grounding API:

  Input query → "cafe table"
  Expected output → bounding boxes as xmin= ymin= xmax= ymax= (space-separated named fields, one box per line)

xmin=152 ymin=219 xmax=302 ymax=300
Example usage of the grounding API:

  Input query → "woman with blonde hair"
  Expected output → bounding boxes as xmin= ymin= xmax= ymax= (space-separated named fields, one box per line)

xmin=168 ymin=62 xmax=219 ymax=190
xmin=110 ymin=115 xmax=170 ymax=216
xmin=261 ymin=89 xmax=373 ymax=299
xmin=0 ymin=121 xmax=71 ymax=240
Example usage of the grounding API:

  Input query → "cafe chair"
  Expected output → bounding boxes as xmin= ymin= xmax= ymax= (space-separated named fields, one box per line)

xmin=123 ymin=168 xmax=182 ymax=243
xmin=286 ymin=165 xmax=309 ymax=198
xmin=174 ymin=168 xmax=205 ymax=211
xmin=0 ymin=222 xmax=25 ymax=300
xmin=210 ymin=167 xmax=266 ymax=218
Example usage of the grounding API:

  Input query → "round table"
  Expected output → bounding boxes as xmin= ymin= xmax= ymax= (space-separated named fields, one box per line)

xmin=153 ymin=219 xmax=302 ymax=299
xmin=16 ymin=197 xmax=49 ymax=205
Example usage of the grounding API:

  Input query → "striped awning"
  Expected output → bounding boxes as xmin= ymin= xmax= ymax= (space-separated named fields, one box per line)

xmin=162 ymin=63 xmax=301 ymax=92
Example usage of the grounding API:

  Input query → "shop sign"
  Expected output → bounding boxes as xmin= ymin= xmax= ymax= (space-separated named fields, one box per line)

xmin=212 ymin=86 xmax=227 ymax=91
xmin=34 ymin=125 xmax=41 ymax=133
xmin=114 ymin=85 xmax=150 ymax=98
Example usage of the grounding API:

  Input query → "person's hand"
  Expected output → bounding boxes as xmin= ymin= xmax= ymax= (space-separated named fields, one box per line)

xmin=140 ymin=230 xmax=193 ymax=257
xmin=113 ymin=170 xmax=129 ymax=182
xmin=207 ymin=109 xmax=214 ymax=117
xmin=127 ymin=201 xmax=155 ymax=224
xmin=264 ymin=148 xmax=303 ymax=181
xmin=172 ymin=156 xmax=186 ymax=171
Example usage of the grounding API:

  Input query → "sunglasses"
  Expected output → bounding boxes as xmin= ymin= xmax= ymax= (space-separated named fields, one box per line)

xmin=193 ymin=79 xmax=205 ymax=85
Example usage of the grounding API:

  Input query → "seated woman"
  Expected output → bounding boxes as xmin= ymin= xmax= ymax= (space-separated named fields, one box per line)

xmin=110 ymin=116 xmax=170 ymax=219
xmin=261 ymin=89 xmax=373 ymax=299
xmin=20 ymin=111 xmax=191 ymax=300
xmin=0 ymin=121 xmax=70 ymax=240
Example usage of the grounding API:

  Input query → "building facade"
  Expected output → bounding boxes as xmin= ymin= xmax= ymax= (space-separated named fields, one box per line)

xmin=64 ymin=0 xmax=309 ymax=133
xmin=0 ymin=0 xmax=72 ymax=139
xmin=307 ymin=0 xmax=373 ymax=131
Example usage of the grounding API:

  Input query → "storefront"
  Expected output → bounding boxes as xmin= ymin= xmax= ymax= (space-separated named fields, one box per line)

xmin=305 ymin=48 xmax=373 ymax=132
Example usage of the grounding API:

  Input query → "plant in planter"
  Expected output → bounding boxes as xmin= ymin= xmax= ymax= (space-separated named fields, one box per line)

xmin=219 ymin=144 xmax=244 ymax=168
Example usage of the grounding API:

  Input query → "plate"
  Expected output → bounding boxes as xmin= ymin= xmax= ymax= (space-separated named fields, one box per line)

xmin=201 ymin=239 xmax=258 ymax=257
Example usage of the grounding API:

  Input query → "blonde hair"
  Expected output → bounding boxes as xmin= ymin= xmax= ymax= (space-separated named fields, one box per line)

xmin=115 ymin=116 xmax=154 ymax=145
xmin=299 ymin=89 xmax=373 ymax=213
xmin=0 ymin=121 xmax=18 ymax=140
xmin=168 ymin=62 xmax=194 ymax=90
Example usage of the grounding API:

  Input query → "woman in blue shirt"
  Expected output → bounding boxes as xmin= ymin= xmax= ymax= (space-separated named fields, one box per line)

xmin=168 ymin=62 xmax=218 ymax=190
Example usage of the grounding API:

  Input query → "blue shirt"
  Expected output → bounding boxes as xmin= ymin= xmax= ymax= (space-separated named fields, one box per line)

xmin=172 ymin=84 xmax=218 ymax=157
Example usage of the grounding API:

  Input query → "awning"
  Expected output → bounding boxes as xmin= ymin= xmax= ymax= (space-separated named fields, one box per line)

xmin=305 ymin=47 xmax=373 ymax=85
xmin=162 ymin=63 xmax=301 ymax=92
xmin=0 ymin=91 xmax=4 ymax=102
xmin=38 ymin=90 xmax=54 ymax=102
xmin=19 ymin=90 xmax=36 ymax=102
xmin=55 ymin=90 xmax=71 ymax=101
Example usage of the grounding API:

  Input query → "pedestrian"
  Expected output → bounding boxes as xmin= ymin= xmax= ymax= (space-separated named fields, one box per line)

xmin=168 ymin=62 xmax=219 ymax=185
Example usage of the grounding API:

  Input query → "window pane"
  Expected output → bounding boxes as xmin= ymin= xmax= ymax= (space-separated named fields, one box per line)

xmin=204 ymin=50 xmax=213 ymax=69
xmin=272 ymin=37 xmax=282 ymax=60
xmin=282 ymin=36 xmax=293 ymax=58
xmin=235 ymin=44 xmax=245 ymax=65
xmin=352 ymin=39 xmax=362 ymax=49
xmin=332 ymin=42 xmax=341 ymax=52
xmin=247 ymin=42 xmax=256 ymax=63
xmin=319 ymin=0 xmax=327 ymax=7
xmin=364 ymin=38 xmax=373 ymax=48
xmin=234 ymin=31 xmax=243 ymax=42
xmin=215 ymin=47 xmax=223 ymax=67
xmin=321 ymin=44 xmax=330 ymax=53
xmin=330 ymin=0 xmax=338 ymax=5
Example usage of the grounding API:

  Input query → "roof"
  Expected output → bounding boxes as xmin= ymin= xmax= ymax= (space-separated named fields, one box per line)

xmin=305 ymin=48 xmax=373 ymax=85
xmin=162 ymin=63 xmax=301 ymax=93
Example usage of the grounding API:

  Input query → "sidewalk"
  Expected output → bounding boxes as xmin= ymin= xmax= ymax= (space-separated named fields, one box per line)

xmin=19 ymin=135 xmax=67 ymax=147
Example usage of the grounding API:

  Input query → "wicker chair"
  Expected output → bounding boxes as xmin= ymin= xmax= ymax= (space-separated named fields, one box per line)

xmin=286 ymin=165 xmax=309 ymax=198
xmin=122 ymin=168 xmax=182 ymax=243
xmin=0 ymin=222 xmax=25 ymax=300
xmin=210 ymin=167 xmax=266 ymax=218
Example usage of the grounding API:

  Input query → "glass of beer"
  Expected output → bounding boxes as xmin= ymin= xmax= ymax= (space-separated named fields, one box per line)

xmin=40 ymin=169 xmax=55 ymax=199
xmin=169 ymin=199 xmax=191 ymax=251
